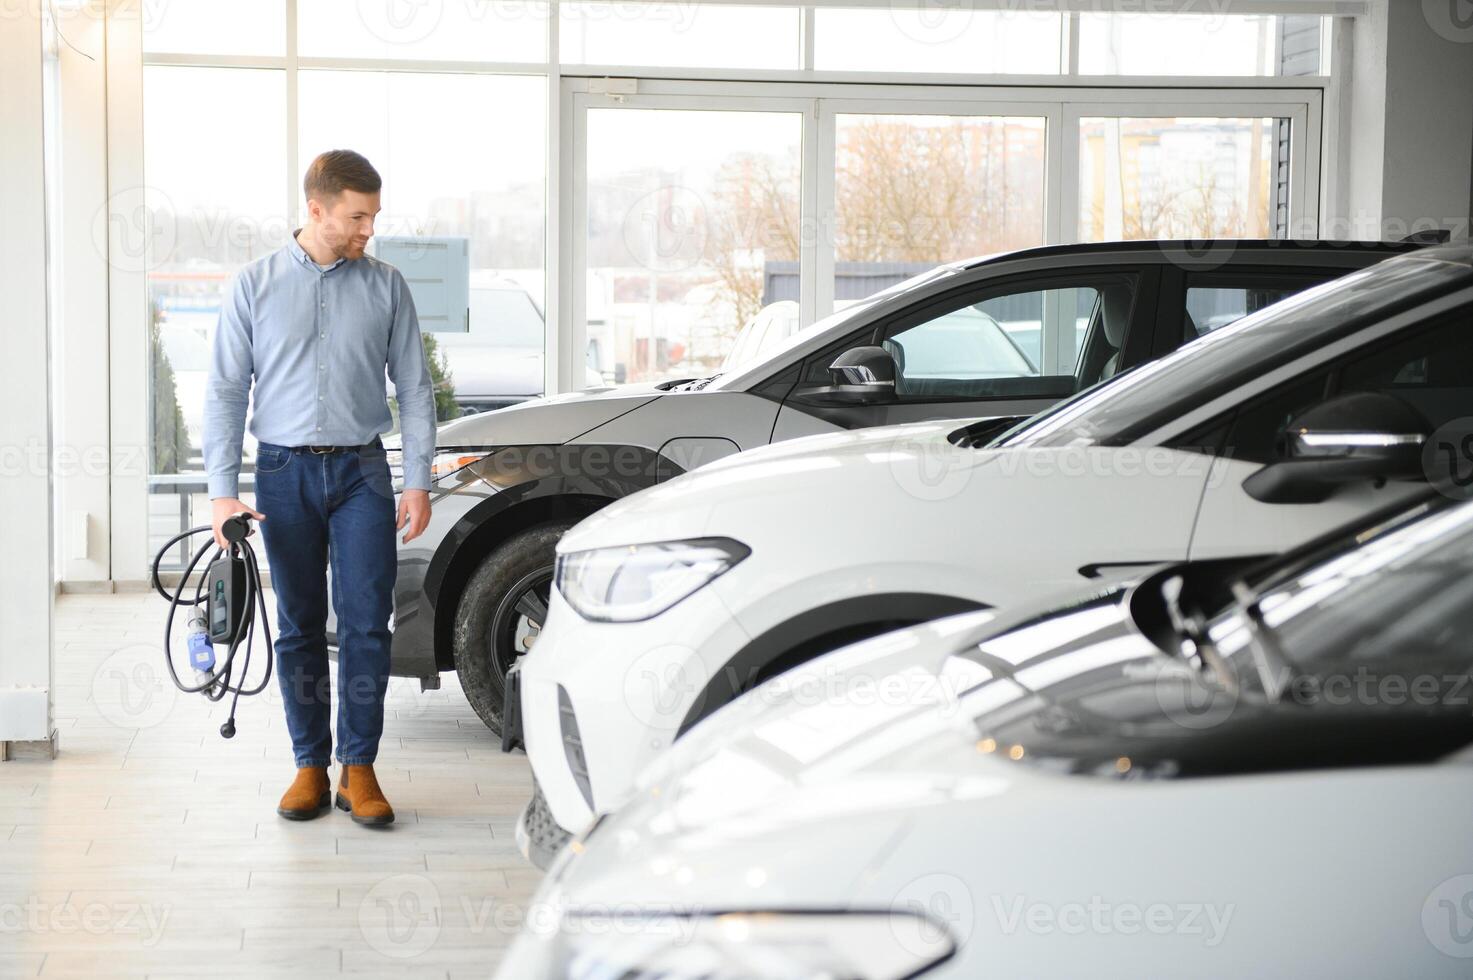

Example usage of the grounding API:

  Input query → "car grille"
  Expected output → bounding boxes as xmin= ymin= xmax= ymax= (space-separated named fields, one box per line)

xmin=557 ymin=685 xmax=594 ymax=809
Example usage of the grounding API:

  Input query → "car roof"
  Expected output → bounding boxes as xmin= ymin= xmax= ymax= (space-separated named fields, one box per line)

xmin=951 ymin=237 xmax=1427 ymax=272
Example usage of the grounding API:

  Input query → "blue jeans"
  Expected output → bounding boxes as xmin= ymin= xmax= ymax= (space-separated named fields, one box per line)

xmin=252 ymin=437 xmax=396 ymax=768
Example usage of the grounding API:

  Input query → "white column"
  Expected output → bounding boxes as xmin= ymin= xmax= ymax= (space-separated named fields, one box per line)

xmin=56 ymin=5 xmax=114 ymax=586
xmin=1332 ymin=0 xmax=1473 ymax=239
xmin=0 ymin=1 xmax=57 ymax=748
xmin=105 ymin=0 xmax=150 ymax=583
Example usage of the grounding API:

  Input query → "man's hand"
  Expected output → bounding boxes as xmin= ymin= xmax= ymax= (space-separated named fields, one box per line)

xmin=211 ymin=497 xmax=266 ymax=551
xmin=397 ymin=489 xmax=431 ymax=543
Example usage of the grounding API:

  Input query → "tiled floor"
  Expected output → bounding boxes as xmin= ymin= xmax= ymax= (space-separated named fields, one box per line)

xmin=0 ymin=591 xmax=541 ymax=979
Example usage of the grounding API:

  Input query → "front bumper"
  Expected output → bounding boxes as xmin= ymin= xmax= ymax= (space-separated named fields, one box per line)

xmin=518 ymin=585 xmax=752 ymax=836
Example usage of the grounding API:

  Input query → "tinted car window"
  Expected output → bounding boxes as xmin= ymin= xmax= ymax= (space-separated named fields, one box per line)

xmin=1218 ymin=311 xmax=1473 ymax=463
xmin=958 ymin=500 xmax=1473 ymax=779
xmin=996 ymin=254 xmax=1472 ymax=450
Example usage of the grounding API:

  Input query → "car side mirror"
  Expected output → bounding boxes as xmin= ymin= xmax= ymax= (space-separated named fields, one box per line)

xmin=1242 ymin=392 xmax=1430 ymax=503
xmin=792 ymin=346 xmax=898 ymax=406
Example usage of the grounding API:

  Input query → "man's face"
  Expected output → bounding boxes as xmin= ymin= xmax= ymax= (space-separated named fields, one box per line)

xmin=309 ymin=189 xmax=380 ymax=260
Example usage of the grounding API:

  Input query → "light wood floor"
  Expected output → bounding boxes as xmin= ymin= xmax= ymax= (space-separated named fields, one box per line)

xmin=0 ymin=591 xmax=541 ymax=979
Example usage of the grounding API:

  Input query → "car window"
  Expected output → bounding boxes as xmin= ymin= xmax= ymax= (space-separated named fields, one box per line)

xmin=871 ymin=277 xmax=1137 ymax=402
xmin=1184 ymin=284 xmax=1301 ymax=341
xmin=996 ymin=253 xmax=1471 ymax=450
xmin=1216 ymin=310 xmax=1473 ymax=463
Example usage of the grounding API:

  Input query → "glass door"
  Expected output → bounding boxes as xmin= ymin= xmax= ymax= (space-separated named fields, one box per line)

xmin=566 ymin=89 xmax=809 ymax=388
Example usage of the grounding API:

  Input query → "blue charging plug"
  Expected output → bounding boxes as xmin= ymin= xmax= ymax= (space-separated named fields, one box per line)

xmin=187 ymin=610 xmax=215 ymax=672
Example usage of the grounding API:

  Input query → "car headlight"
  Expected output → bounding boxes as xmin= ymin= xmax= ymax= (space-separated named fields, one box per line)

xmin=555 ymin=538 xmax=749 ymax=623
xmin=545 ymin=910 xmax=955 ymax=980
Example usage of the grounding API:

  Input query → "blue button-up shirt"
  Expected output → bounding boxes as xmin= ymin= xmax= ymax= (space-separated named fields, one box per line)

xmin=203 ymin=228 xmax=437 ymax=498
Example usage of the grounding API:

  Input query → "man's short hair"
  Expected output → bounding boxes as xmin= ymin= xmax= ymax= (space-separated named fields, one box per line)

xmin=303 ymin=149 xmax=382 ymax=203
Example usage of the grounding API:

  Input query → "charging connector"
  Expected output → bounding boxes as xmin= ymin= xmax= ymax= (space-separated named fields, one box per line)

xmin=151 ymin=515 xmax=273 ymax=740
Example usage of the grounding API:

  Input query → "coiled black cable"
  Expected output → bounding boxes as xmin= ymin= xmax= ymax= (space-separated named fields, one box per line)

xmin=150 ymin=514 xmax=274 ymax=739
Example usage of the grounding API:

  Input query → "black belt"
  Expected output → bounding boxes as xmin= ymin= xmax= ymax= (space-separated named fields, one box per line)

xmin=287 ymin=440 xmax=381 ymax=455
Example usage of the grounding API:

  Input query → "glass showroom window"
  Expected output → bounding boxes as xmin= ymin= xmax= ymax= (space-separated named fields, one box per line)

xmin=298 ymin=70 xmax=549 ymax=418
xmin=832 ymin=114 xmax=1047 ymax=305
xmin=141 ymin=66 xmax=287 ymax=567
xmin=1077 ymin=116 xmax=1280 ymax=242
xmin=560 ymin=3 xmax=802 ymax=70
xmin=814 ymin=8 xmax=1061 ymax=74
xmin=584 ymin=107 xmax=802 ymax=385
xmin=1077 ymin=13 xmax=1325 ymax=76
xmin=297 ymin=0 xmax=547 ymax=62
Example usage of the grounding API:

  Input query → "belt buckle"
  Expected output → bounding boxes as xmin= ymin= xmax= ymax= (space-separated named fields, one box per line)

xmin=310 ymin=445 xmax=334 ymax=455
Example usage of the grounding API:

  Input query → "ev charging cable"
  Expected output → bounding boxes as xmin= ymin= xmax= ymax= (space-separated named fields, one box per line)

xmin=150 ymin=513 xmax=274 ymax=739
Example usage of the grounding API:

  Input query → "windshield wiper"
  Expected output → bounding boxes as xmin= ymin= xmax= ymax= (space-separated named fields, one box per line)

xmin=658 ymin=374 xmax=721 ymax=392
xmin=1228 ymin=580 xmax=1297 ymax=703
xmin=1161 ymin=574 xmax=1238 ymax=694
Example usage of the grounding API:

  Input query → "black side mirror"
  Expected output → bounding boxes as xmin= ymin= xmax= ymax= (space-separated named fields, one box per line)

xmin=792 ymin=346 xmax=898 ymax=406
xmin=1243 ymin=392 xmax=1430 ymax=503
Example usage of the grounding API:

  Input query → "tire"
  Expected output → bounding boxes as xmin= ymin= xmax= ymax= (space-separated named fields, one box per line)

xmin=453 ymin=521 xmax=573 ymax=734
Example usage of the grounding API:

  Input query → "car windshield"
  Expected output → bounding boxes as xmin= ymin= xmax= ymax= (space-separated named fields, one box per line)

xmin=955 ymin=497 xmax=1473 ymax=779
xmin=991 ymin=253 xmax=1471 ymax=449
xmin=709 ymin=263 xmax=963 ymax=390
xmin=1208 ymin=499 xmax=1473 ymax=693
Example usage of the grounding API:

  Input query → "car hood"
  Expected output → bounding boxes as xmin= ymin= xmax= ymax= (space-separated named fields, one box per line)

xmin=560 ymin=418 xmax=978 ymax=548
xmin=552 ymin=611 xmax=1026 ymax=903
xmin=434 ymin=383 xmax=667 ymax=447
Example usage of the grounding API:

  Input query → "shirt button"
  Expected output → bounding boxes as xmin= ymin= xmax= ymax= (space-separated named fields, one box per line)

xmin=320 ymin=333 xmax=325 ymax=339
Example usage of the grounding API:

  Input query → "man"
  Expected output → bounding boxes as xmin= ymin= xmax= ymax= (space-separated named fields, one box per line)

xmin=203 ymin=149 xmax=437 ymax=827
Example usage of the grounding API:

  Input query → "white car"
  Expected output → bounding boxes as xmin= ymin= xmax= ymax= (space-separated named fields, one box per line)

xmin=497 ymin=492 xmax=1473 ymax=978
xmin=516 ymin=243 xmax=1473 ymax=853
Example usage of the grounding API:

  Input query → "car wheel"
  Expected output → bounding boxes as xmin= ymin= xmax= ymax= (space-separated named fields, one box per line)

xmin=453 ymin=521 xmax=572 ymax=734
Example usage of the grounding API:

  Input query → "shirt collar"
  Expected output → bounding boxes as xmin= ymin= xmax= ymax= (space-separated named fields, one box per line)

xmin=289 ymin=227 xmax=347 ymax=273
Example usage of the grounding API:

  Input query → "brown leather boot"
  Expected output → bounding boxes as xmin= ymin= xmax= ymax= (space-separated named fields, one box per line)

xmin=335 ymin=764 xmax=395 ymax=826
xmin=277 ymin=766 xmax=331 ymax=820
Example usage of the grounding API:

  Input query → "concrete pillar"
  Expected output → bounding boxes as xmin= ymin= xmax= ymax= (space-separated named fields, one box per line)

xmin=1333 ymin=1 xmax=1473 ymax=239
xmin=0 ymin=3 xmax=58 ymax=752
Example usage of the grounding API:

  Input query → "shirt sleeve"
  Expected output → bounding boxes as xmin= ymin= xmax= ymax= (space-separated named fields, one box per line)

xmin=387 ymin=268 xmax=437 ymax=492
xmin=203 ymin=269 xmax=254 ymax=500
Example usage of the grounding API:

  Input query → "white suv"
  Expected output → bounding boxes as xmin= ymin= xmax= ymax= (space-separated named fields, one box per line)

xmin=516 ymin=243 xmax=1473 ymax=852
xmin=499 ymin=492 xmax=1473 ymax=978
